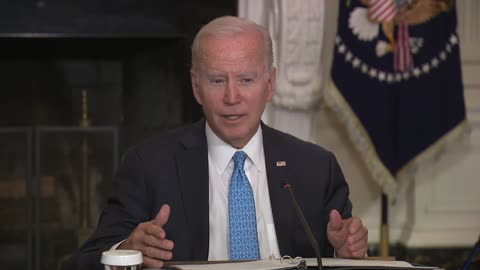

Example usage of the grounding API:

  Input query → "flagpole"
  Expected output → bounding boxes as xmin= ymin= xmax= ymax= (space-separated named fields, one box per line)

xmin=380 ymin=193 xmax=389 ymax=257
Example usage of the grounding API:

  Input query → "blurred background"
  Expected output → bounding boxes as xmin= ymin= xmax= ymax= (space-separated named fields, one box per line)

xmin=0 ymin=1 xmax=478 ymax=270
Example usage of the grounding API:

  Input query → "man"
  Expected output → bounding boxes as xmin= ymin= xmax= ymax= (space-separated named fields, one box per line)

xmin=67 ymin=16 xmax=368 ymax=269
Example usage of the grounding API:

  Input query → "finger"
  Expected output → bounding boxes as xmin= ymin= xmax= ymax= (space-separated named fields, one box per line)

xmin=347 ymin=225 xmax=368 ymax=244
xmin=142 ymin=255 xmax=165 ymax=269
xmin=347 ymin=217 xmax=363 ymax=234
xmin=144 ymin=235 xmax=175 ymax=251
xmin=120 ymin=222 xmax=150 ymax=250
xmin=349 ymin=242 xmax=368 ymax=258
xmin=144 ymin=245 xmax=174 ymax=261
xmin=153 ymin=204 xmax=171 ymax=227
xmin=347 ymin=229 xmax=368 ymax=252
xmin=145 ymin=223 xmax=167 ymax=239
xmin=327 ymin=209 xmax=344 ymax=232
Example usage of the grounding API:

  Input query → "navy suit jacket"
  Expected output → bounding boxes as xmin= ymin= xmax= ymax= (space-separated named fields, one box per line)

xmin=66 ymin=120 xmax=352 ymax=270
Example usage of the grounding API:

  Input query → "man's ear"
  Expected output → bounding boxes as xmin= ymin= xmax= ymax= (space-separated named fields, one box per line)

xmin=190 ymin=70 xmax=202 ymax=105
xmin=266 ymin=67 xmax=276 ymax=102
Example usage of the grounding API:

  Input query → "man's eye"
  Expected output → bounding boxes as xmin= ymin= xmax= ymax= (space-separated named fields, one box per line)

xmin=210 ymin=79 xmax=225 ymax=84
xmin=241 ymin=78 xmax=254 ymax=84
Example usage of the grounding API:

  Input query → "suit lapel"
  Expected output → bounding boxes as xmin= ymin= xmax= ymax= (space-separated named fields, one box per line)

xmin=262 ymin=123 xmax=295 ymax=256
xmin=175 ymin=120 xmax=210 ymax=260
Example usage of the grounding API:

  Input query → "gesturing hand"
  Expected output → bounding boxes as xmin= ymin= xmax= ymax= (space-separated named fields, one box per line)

xmin=327 ymin=209 xmax=368 ymax=258
xmin=119 ymin=204 xmax=174 ymax=269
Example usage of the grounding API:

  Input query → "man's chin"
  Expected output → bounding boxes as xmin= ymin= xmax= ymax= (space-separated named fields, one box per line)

xmin=220 ymin=132 xmax=249 ymax=149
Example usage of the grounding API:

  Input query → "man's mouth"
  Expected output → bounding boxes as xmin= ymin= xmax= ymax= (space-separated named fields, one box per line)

xmin=224 ymin=114 xmax=244 ymax=120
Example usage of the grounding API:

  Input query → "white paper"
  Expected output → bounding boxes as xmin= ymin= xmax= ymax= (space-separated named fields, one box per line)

xmin=313 ymin=258 xmax=414 ymax=268
xmin=168 ymin=260 xmax=294 ymax=270
xmin=166 ymin=257 xmax=438 ymax=270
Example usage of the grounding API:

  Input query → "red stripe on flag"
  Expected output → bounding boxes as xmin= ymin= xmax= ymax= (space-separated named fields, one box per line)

xmin=379 ymin=4 xmax=397 ymax=21
xmin=369 ymin=0 xmax=396 ymax=22
xmin=395 ymin=23 xmax=413 ymax=71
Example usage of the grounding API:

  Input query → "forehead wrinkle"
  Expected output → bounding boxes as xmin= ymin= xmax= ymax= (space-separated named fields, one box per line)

xmin=196 ymin=33 xmax=266 ymax=71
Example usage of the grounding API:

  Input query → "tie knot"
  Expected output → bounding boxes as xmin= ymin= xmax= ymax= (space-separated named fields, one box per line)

xmin=232 ymin=151 xmax=247 ymax=170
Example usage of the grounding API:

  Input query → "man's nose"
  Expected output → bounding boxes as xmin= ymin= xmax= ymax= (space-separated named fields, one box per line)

xmin=223 ymin=81 xmax=241 ymax=104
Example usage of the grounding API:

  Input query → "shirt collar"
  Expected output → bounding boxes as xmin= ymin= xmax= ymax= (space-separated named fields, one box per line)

xmin=205 ymin=121 xmax=264 ymax=174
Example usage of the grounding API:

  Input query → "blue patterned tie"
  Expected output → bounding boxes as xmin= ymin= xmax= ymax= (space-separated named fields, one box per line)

xmin=228 ymin=151 xmax=260 ymax=260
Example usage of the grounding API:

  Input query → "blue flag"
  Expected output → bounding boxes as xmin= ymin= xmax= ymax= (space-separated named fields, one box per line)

xmin=328 ymin=0 xmax=468 ymax=197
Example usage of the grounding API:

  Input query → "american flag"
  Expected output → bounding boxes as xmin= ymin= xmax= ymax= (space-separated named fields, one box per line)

xmin=368 ymin=0 xmax=397 ymax=22
xmin=394 ymin=0 xmax=413 ymax=71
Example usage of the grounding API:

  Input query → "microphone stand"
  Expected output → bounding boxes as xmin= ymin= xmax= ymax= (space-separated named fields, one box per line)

xmin=283 ymin=182 xmax=323 ymax=270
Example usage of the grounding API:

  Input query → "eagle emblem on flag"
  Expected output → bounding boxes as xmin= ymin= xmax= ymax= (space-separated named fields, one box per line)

xmin=348 ymin=0 xmax=453 ymax=72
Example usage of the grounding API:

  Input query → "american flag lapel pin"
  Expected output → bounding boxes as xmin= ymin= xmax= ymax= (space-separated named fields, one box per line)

xmin=276 ymin=161 xmax=286 ymax=167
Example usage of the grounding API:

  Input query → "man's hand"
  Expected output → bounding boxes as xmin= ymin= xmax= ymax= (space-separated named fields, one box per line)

xmin=119 ymin=204 xmax=174 ymax=268
xmin=327 ymin=209 xmax=368 ymax=258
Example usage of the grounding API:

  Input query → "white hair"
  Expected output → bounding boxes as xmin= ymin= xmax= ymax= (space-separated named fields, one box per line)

xmin=191 ymin=16 xmax=274 ymax=72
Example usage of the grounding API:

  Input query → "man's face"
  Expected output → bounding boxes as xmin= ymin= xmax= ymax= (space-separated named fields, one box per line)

xmin=191 ymin=31 xmax=275 ymax=148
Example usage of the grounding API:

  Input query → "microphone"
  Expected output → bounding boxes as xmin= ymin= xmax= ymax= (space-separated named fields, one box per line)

xmin=282 ymin=181 xmax=323 ymax=270
xmin=460 ymin=236 xmax=480 ymax=270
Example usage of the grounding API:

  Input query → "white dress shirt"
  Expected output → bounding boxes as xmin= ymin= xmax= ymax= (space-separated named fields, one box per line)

xmin=205 ymin=122 xmax=280 ymax=260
